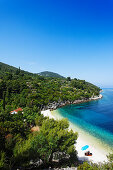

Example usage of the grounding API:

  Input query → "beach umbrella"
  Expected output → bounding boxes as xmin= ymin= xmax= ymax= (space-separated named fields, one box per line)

xmin=81 ymin=145 xmax=89 ymax=151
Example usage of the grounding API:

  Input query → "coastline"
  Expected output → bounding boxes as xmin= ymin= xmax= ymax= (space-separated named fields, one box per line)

xmin=42 ymin=94 xmax=103 ymax=111
xmin=40 ymin=93 xmax=112 ymax=163
xmin=41 ymin=109 xmax=111 ymax=163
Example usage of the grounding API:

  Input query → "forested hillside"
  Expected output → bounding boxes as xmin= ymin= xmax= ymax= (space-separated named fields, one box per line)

xmin=38 ymin=71 xmax=65 ymax=78
xmin=0 ymin=62 xmax=34 ymax=76
xmin=0 ymin=62 xmax=101 ymax=169
xmin=0 ymin=63 xmax=100 ymax=111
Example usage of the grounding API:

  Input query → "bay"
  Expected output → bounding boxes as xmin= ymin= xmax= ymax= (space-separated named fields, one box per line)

xmin=53 ymin=88 xmax=113 ymax=148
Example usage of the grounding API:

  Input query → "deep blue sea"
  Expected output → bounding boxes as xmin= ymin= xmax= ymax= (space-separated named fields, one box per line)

xmin=55 ymin=89 xmax=113 ymax=148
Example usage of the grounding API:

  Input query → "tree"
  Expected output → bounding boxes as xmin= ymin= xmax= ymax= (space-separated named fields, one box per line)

xmin=0 ymin=151 xmax=7 ymax=169
xmin=13 ymin=132 xmax=50 ymax=167
xmin=15 ymin=67 xmax=21 ymax=75
xmin=13 ymin=118 xmax=78 ymax=168
xmin=67 ymin=77 xmax=71 ymax=81
xmin=3 ymin=91 xmax=6 ymax=110
xmin=41 ymin=118 xmax=78 ymax=165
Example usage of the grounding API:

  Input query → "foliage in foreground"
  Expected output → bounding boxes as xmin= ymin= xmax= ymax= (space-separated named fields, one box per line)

xmin=14 ymin=118 xmax=78 ymax=168
xmin=0 ymin=111 xmax=78 ymax=169
xmin=77 ymin=159 xmax=113 ymax=170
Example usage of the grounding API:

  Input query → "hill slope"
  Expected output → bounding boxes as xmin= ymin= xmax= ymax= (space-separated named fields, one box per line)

xmin=0 ymin=62 xmax=33 ymax=76
xmin=0 ymin=62 xmax=100 ymax=109
xmin=0 ymin=62 xmax=65 ymax=79
xmin=38 ymin=71 xmax=65 ymax=78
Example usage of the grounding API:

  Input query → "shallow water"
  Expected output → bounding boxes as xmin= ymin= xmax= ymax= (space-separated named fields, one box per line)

xmin=53 ymin=89 xmax=113 ymax=149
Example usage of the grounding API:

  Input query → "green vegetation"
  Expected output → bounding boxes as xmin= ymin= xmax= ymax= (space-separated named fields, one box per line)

xmin=0 ymin=62 xmax=102 ymax=169
xmin=77 ymin=158 xmax=113 ymax=170
xmin=0 ymin=62 xmax=34 ymax=77
xmin=0 ymin=111 xmax=78 ymax=169
xmin=38 ymin=71 xmax=65 ymax=78
xmin=0 ymin=63 xmax=101 ymax=111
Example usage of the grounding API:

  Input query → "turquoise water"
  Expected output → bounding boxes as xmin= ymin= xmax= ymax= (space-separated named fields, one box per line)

xmin=55 ymin=89 xmax=113 ymax=148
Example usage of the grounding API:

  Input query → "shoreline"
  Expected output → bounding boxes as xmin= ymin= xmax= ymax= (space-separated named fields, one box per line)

xmin=40 ymin=93 xmax=111 ymax=163
xmin=41 ymin=103 xmax=113 ymax=163
xmin=42 ymin=94 xmax=103 ymax=111
xmin=41 ymin=109 xmax=110 ymax=163
xmin=51 ymin=109 xmax=112 ymax=163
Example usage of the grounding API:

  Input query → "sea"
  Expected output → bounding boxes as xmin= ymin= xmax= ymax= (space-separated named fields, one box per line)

xmin=52 ymin=88 xmax=113 ymax=150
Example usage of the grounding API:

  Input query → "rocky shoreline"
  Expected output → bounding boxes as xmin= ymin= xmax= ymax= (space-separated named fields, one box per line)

xmin=42 ymin=94 xmax=103 ymax=111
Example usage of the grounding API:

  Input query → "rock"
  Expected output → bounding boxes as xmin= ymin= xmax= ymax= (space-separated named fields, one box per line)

xmin=41 ymin=95 xmax=102 ymax=111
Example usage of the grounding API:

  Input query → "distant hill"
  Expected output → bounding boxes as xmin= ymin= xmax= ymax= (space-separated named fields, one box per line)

xmin=38 ymin=71 xmax=65 ymax=78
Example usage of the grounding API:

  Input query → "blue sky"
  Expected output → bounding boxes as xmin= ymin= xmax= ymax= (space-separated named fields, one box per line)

xmin=0 ymin=0 xmax=113 ymax=87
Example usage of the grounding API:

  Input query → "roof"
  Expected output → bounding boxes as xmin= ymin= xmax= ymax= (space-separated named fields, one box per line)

xmin=10 ymin=108 xmax=23 ymax=113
